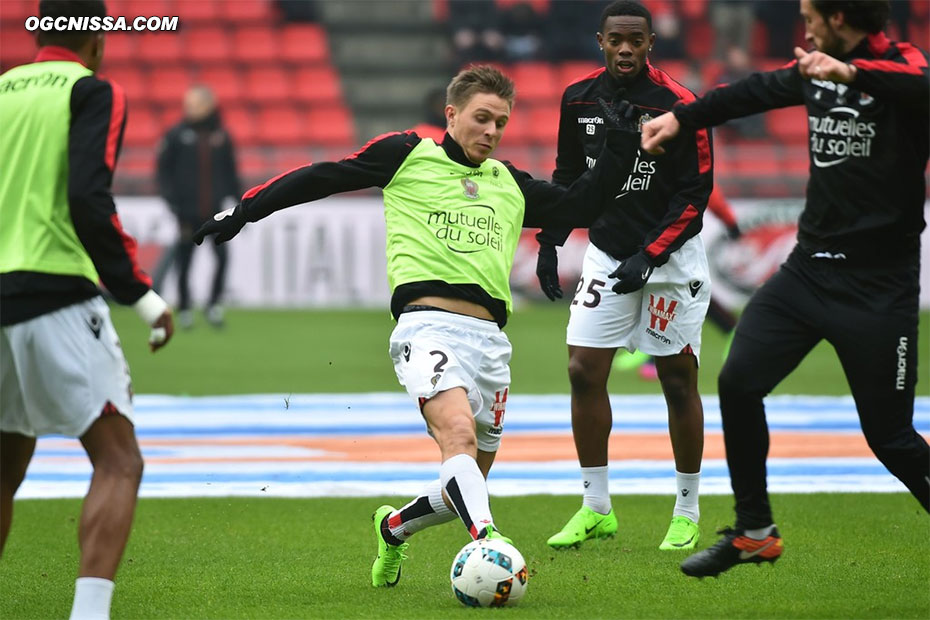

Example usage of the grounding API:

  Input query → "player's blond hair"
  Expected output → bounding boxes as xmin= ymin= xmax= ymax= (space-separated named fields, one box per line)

xmin=446 ymin=65 xmax=515 ymax=110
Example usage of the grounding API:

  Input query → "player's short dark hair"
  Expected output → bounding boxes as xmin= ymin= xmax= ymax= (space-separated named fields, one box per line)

xmin=447 ymin=65 xmax=515 ymax=110
xmin=38 ymin=0 xmax=107 ymax=50
xmin=810 ymin=0 xmax=889 ymax=34
xmin=600 ymin=1 xmax=652 ymax=33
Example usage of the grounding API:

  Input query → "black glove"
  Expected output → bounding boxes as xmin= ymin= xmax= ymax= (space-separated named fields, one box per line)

xmin=608 ymin=251 xmax=654 ymax=294
xmin=536 ymin=243 xmax=562 ymax=301
xmin=597 ymin=97 xmax=640 ymax=133
xmin=726 ymin=223 xmax=742 ymax=240
xmin=193 ymin=205 xmax=247 ymax=246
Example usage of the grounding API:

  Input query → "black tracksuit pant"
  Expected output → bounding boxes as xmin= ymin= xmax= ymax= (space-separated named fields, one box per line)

xmin=718 ymin=246 xmax=929 ymax=528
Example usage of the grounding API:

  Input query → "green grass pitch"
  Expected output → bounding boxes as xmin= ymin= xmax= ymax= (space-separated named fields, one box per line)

xmin=2 ymin=306 xmax=928 ymax=618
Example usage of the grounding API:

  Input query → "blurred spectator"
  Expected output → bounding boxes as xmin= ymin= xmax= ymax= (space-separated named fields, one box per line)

xmin=156 ymin=86 xmax=241 ymax=329
xmin=276 ymin=0 xmax=318 ymax=22
xmin=544 ymin=0 xmax=604 ymax=61
xmin=449 ymin=0 xmax=506 ymax=65
xmin=713 ymin=46 xmax=766 ymax=138
xmin=709 ymin=0 xmax=756 ymax=59
xmin=648 ymin=0 xmax=684 ymax=58
xmin=755 ymin=1 xmax=802 ymax=57
xmin=408 ymin=87 xmax=448 ymax=142
xmin=500 ymin=2 xmax=545 ymax=61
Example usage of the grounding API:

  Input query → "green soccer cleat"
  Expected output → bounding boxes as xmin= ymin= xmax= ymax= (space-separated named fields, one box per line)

xmin=659 ymin=515 xmax=700 ymax=550
xmin=371 ymin=505 xmax=409 ymax=587
xmin=478 ymin=524 xmax=513 ymax=545
xmin=547 ymin=506 xmax=618 ymax=549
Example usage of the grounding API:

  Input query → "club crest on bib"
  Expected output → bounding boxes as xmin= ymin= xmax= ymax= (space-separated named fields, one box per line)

xmin=462 ymin=177 xmax=480 ymax=199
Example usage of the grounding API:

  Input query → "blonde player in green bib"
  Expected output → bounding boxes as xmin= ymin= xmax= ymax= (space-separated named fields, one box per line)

xmin=195 ymin=65 xmax=640 ymax=589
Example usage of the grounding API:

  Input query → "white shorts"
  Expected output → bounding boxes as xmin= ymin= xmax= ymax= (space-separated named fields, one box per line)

xmin=389 ymin=310 xmax=511 ymax=452
xmin=566 ymin=237 xmax=711 ymax=360
xmin=1 ymin=297 xmax=134 ymax=438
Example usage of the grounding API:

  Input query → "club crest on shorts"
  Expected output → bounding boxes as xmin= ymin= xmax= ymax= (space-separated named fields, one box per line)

xmin=462 ymin=177 xmax=479 ymax=199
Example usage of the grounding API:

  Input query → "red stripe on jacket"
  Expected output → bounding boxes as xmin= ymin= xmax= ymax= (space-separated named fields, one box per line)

xmin=103 ymin=79 xmax=126 ymax=172
xmin=243 ymin=164 xmax=312 ymax=200
xmin=852 ymin=59 xmax=924 ymax=75
xmin=645 ymin=204 xmax=700 ymax=259
xmin=110 ymin=214 xmax=152 ymax=286
xmin=646 ymin=64 xmax=712 ymax=173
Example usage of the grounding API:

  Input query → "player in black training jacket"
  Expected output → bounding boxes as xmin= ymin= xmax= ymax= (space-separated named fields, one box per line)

xmin=642 ymin=0 xmax=929 ymax=578
xmin=537 ymin=1 xmax=713 ymax=553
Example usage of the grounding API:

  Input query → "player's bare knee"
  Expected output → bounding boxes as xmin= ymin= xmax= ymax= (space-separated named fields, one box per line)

xmin=94 ymin=448 xmax=144 ymax=483
xmin=567 ymin=357 xmax=608 ymax=393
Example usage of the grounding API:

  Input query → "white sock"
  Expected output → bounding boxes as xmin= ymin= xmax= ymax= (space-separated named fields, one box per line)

xmin=673 ymin=470 xmax=700 ymax=522
xmin=70 ymin=577 xmax=114 ymax=620
xmin=581 ymin=465 xmax=611 ymax=514
xmin=387 ymin=479 xmax=457 ymax=541
xmin=745 ymin=524 xmax=776 ymax=540
xmin=440 ymin=453 xmax=494 ymax=539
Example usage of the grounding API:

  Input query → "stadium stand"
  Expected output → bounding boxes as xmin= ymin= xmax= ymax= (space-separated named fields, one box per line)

xmin=1 ymin=0 xmax=926 ymax=196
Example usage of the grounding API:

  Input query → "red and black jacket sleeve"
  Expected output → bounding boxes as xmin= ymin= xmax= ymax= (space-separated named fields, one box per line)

xmin=238 ymin=131 xmax=419 ymax=222
xmin=673 ymin=63 xmax=805 ymax=129
xmin=69 ymin=75 xmax=152 ymax=305
xmin=514 ymin=129 xmax=640 ymax=229
xmin=638 ymin=120 xmax=713 ymax=266
xmin=850 ymin=40 xmax=929 ymax=109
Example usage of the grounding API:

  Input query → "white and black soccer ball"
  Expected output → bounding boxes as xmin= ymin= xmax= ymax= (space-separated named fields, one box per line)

xmin=450 ymin=539 xmax=528 ymax=607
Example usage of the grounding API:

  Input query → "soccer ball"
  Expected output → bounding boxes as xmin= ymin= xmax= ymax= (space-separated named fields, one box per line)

xmin=450 ymin=539 xmax=528 ymax=607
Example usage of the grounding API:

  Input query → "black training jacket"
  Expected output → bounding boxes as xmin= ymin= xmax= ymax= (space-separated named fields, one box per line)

xmin=537 ymin=63 xmax=714 ymax=267
xmin=674 ymin=32 xmax=929 ymax=263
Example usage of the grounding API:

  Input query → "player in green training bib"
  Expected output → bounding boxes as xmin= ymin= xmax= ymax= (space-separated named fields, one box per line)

xmin=195 ymin=65 xmax=640 ymax=589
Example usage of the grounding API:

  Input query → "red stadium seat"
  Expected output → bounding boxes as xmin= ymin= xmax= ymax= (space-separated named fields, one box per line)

xmin=243 ymin=66 xmax=291 ymax=103
xmin=510 ymin=62 xmax=559 ymax=103
xmin=306 ymin=104 xmax=355 ymax=146
xmin=223 ymin=105 xmax=258 ymax=147
xmin=122 ymin=105 xmax=161 ymax=147
xmin=101 ymin=67 xmax=147 ymax=103
xmin=557 ymin=61 xmax=600 ymax=90
xmin=175 ymin=0 xmax=219 ymax=22
xmin=102 ymin=33 xmax=136 ymax=65
xmin=526 ymin=106 xmax=560 ymax=145
xmin=148 ymin=66 xmax=193 ymax=104
xmin=199 ymin=67 xmax=245 ymax=105
xmin=125 ymin=0 xmax=173 ymax=17
xmin=257 ymin=105 xmax=306 ymax=146
xmin=0 ymin=0 xmax=34 ymax=22
xmin=749 ymin=20 xmax=770 ymax=59
xmin=280 ymin=24 xmax=330 ymax=64
xmin=293 ymin=66 xmax=343 ymax=104
xmin=273 ymin=149 xmax=314 ymax=174
xmin=684 ymin=20 xmax=714 ymax=60
xmin=225 ymin=0 xmax=275 ymax=23
xmin=500 ymin=107 xmax=529 ymax=144
xmin=185 ymin=28 xmax=233 ymax=64
xmin=0 ymin=27 xmax=38 ymax=69
xmin=135 ymin=32 xmax=184 ymax=64
xmin=233 ymin=27 xmax=280 ymax=64
xmin=237 ymin=149 xmax=273 ymax=182
xmin=766 ymin=106 xmax=808 ymax=145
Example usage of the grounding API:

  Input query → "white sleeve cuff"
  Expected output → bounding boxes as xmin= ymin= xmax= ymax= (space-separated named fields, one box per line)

xmin=133 ymin=289 xmax=168 ymax=326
